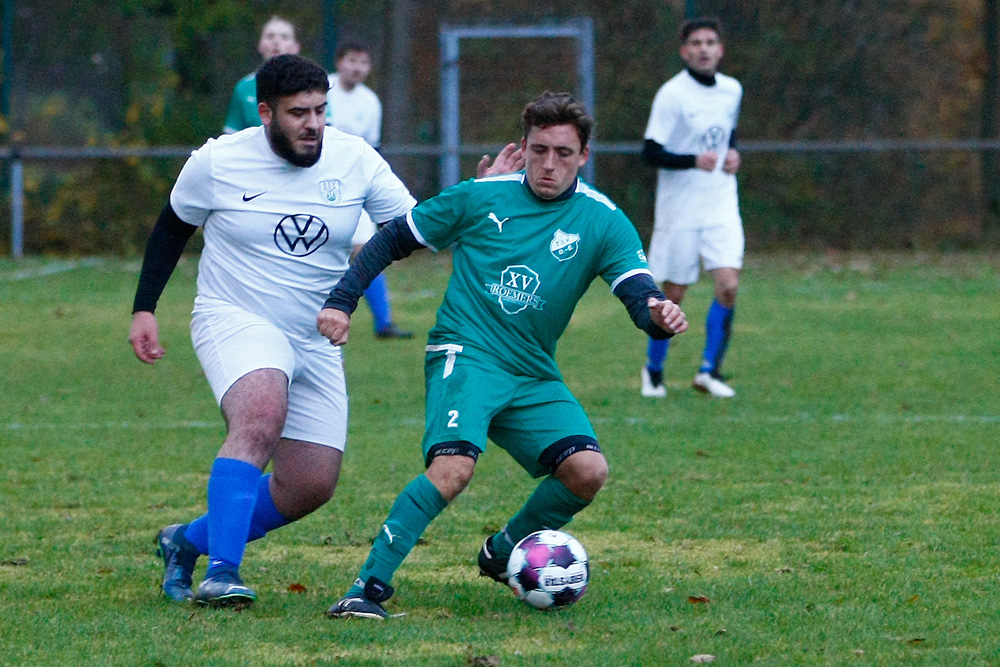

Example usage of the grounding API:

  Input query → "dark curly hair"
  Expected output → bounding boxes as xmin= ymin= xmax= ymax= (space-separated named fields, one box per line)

xmin=256 ymin=54 xmax=329 ymax=108
xmin=680 ymin=17 xmax=723 ymax=42
xmin=521 ymin=91 xmax=595 ymax=149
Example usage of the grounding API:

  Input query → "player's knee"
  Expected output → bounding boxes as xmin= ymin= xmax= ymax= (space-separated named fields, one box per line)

xmin=426 ymin=442 xmax=479 ymax=501
xmin=544 ymin=437 xmax=607 ymax=501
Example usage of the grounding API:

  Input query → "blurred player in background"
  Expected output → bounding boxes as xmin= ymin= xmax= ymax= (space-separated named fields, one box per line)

xmin=327 ymin=40 xmax=410 ymax=339
xmin=318 ymin=91 xmax=688 ymax=619
xmin=640 ymin=17 xmax=743 ymax=399
xmin=222 ymin=16 xmax=301 ymax=134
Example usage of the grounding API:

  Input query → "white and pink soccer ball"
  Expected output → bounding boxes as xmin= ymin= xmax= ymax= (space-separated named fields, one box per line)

xmin=507 ymin=529 xmax=589 ymax=610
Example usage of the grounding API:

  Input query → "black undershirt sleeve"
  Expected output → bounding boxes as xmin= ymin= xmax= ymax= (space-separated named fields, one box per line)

xmin=642 ymin=139 xmax=698 ymax=170
xmin=131 ymin=204 xmax=198 ymax=314
xmin=323 ymin=215 xmax=424 ymax=315
xmin=729 ymin=127 xmax=738 ymax=149
xmin=613 ymin=273 xmax=674 ymax=339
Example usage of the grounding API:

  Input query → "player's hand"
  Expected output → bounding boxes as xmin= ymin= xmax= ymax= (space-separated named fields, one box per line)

xmin=647 ymin=297 xmax=689 ymax=336
xmin=129 ymin=311 xmax=165 ymax=364
xmin=317 ymin=307 xmax=352 ymax=346
xmin=723 ymin=148 xmax=741 ymax=174
xmin=476 ymin=142 xmax=525 ymax=178
xmin=695 ymin=151 xmax=717 ymax=171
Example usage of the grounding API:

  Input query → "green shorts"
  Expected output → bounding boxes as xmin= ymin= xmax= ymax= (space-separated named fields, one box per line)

xmin=422 ymin=346 xmax=597 ymax=478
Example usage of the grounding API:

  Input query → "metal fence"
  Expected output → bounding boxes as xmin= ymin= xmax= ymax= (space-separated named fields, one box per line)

xmin=4 ymin=138 xmax=1000 ymax=258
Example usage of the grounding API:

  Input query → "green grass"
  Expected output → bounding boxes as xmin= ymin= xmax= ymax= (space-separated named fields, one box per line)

xmin=1 ymin=252 xmax=998 ymax=666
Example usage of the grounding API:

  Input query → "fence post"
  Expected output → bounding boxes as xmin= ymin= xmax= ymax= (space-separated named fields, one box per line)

xmin=11 ymin=154 xmax=22 ymax=259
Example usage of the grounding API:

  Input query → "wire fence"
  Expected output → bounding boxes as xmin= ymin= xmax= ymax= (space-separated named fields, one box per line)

xmin=4 ymin=138 xmax=1000 ymax=258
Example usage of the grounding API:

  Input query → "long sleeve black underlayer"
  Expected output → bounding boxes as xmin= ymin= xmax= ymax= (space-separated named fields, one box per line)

xmin=131 ymin=204 xmax=197 ymax=314
xmin=613 ymin=273 xmax=674 ymax=339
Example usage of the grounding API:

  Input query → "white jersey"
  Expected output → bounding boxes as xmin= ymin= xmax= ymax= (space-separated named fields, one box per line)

xmin=645 ymin=69 xmax=742 ymax=229
xmin=170 ymin=126 xmax=416 ymax=347
xmin=326 ymin=74 xmax=382 ymax=147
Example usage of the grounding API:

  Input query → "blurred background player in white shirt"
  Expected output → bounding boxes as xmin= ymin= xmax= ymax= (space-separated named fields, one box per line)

xmin=640 ymin=17 xmax=743 ymax=399
xmin=327 ymin=41 xmax=411 ymax=339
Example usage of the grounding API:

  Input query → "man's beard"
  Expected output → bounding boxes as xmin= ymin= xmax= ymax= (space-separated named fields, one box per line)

xmin=268 ymin=121 xmax=322 ymax=167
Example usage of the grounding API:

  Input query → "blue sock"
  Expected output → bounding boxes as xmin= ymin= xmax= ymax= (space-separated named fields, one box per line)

xmin=364 ymin=272 xmax=393 ymax=332
xmin=700 ymin=300 xmax=734 ymax=375
xmin=184 ymin=474 xmax=290 ymax=555
xmin=647 ymin=337 xmax=670 ymax=373
xmin=205 ymin=458 xmax=261 ymax=577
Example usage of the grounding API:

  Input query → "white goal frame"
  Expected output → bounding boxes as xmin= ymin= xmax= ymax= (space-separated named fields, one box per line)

xmin=438 ymin=18 xmax=596 ymax=188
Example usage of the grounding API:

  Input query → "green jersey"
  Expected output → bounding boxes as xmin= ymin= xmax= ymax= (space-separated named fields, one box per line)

xmin=410 ymin=173 xmax=652 ymax=381
xmin=223 ymin=73 xmax=260 ymax=134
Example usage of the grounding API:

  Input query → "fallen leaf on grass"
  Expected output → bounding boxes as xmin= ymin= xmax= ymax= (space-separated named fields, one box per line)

xmin=906 ymin=594 xmax=919 ymax=604
xmin=97 ymin=568 xmax=113 ymax=574
xmin=468 ymin=655 xmax=500 ymax=666
xmin=687 ymin=595 xmax=711 ymax=604
xmin=695 ymin=450 xmax=711 ymax=458
xmin=670 ymin=626 xmax=683 ymax=632
xmin=775 ymin=566 xmax=794 ymax=573
xmin=2 ymin=558 xmax=29 ymax=566
xmin=908 ymin=638 xmax=926 ymax=645
xmin=287 ymin=583 xmax=307 ymax=594
xmin=714 ymin=628 xmax=726 ymax=636
xmin=689 ymin=655 xmax=716 ymax=663
xmin=853 ymin=649 xmax=865 ymax=656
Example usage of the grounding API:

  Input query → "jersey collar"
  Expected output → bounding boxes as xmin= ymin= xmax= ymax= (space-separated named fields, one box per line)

xmin=522 ymin=174 xmax=578 ymax=203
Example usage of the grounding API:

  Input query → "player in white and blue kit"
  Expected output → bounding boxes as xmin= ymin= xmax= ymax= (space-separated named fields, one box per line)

xmin=129 ymin=55 xmax=417 ymax=608
xmin=641 ymin=17 xmax=744 ymax=399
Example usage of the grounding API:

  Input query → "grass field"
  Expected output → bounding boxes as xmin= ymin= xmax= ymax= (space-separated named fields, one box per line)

xmin=1 ymin=251 xmax=998 ymax=666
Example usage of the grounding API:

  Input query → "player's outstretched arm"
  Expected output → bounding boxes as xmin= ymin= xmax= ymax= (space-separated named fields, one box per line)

xmin=647 ymin=297 xmax=689 ymax=336
xmin=129 ymin=311 xmax=165 ymax=364
xmin=317 ymin=308 xmax=352 ymax=346
xmin=476 ymin=142 xmax=525 ymax=178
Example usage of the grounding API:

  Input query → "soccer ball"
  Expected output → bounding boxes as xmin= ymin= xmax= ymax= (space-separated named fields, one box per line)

xmin=507 ymin=530 xmax=589 ymax=610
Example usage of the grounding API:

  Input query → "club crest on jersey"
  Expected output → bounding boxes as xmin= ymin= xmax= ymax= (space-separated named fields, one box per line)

xmin=319 ymin=180 xmax=342 ymax=204
xmin=550 ymin=229 xmax=580 ymax=262
xmin=486 ymin=265 xmax=545 ymax=315
xmin=700 ymin=126 xmax=727 ymax=152
xmin=274 ymin=214 xmax=329 ymax=257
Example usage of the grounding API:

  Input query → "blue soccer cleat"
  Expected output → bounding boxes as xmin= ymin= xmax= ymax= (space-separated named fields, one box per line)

xmin=155 ymin=524 xmax=199 ymax=602
xmin=193 ymin=570 xmax=257 ymax=609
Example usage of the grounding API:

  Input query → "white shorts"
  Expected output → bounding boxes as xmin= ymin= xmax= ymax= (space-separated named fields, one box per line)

xmin=646 ymin=222 xmax=744 ymax=285
xmin=190 ymin=304 xmax=348 ymax=450
xmin=351 ymin=209 xmax=377 ymax=246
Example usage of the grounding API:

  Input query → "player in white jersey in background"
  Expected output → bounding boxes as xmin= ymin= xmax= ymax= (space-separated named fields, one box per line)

xmin=327 ymin=41 xmax=411 ymax=339
xmin=640 ymin=17 xmax=744 ymax=399
xmin=129 ymin=54 xmax=419 ymax=608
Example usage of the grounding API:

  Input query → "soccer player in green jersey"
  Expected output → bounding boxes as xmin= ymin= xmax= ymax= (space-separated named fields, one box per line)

xmin=317 ymin=91 xmax=689 ymax=619
xmin=223 ymin=16 xmax=300 ymax=134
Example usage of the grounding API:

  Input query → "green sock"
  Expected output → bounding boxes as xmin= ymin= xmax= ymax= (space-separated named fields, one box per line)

xmin=492 ymin=476 xmax=590 ymax=561
xmin=350 ymin=474 xmax=448 ymax=594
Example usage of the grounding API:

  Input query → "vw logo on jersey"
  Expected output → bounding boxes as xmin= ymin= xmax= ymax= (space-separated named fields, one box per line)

xmin=319 ymin=180 xmax=342 ymax=204
xmin=486 ymin=265 xmax=546 ymax=315
xmin=550 ymin=229 xmax=580 ymax=262
xmin=274 ymin=214 xmax=329 ymax=257
xmin=701 ymin=126 xmax=727 ymax=152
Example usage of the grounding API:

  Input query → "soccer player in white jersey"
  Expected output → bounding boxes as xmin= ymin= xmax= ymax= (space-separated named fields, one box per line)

xmin=326 ymin=40 xmax=411 ymax=339
xmin=641 ymin=17 xmax=744 ymax=399
xmin=129 ymin=54 xmax=420 ymax=608
xmin=317 ymin=92 xmax=689 ymax=619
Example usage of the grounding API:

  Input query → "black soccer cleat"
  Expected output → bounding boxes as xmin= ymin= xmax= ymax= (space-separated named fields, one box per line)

xmin=156 ymin=523 xmax=199 ymax=602
xmin=478 ymin=536 xmax=511 ymax=585
xmin=326 ymin=577 xmax=394 ymax=620
xmin=193 ymin=570 xmax=257 ymax=609
xmin=375 ymin=323 xmax=413 ymax=340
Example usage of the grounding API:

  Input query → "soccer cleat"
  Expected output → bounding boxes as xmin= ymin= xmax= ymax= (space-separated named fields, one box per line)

xmin=478 ymin=536 xmax=511 ymax=585
xmin=193 ymin=570 xmax=257 ymax=609
xmin=640 ymin=367 xmax=667 ymax=398
xmin=692 ymin=372 xmax=736 ymax=398
xmin=155 ymin=524 xmax=199 ymax=602
xmin=326 ymin=577 xmax=394 ymax=620
xmin=375 ymin=323 xmax=413 ymax=340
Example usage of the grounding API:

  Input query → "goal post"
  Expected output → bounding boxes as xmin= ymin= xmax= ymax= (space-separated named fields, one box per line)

xmin=439 ymin=18 xmax=595 ymax=188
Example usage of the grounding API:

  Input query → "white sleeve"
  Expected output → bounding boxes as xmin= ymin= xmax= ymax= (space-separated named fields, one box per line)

xmin=367 ymin=96 xmax=383 ymax=147
xmin=643 ymin=86 xmax=681 ymax=146
xmin=362 ymin=145 xmax=417 ymax=223
xmin=168 ymin=145 xmax=214 ymax=227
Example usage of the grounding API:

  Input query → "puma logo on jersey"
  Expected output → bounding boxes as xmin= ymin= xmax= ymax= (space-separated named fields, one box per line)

xmin=382 ymin=525 xmax=396 ymax=544
xmin=488 ymin=212 xmax=510 ymax=232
